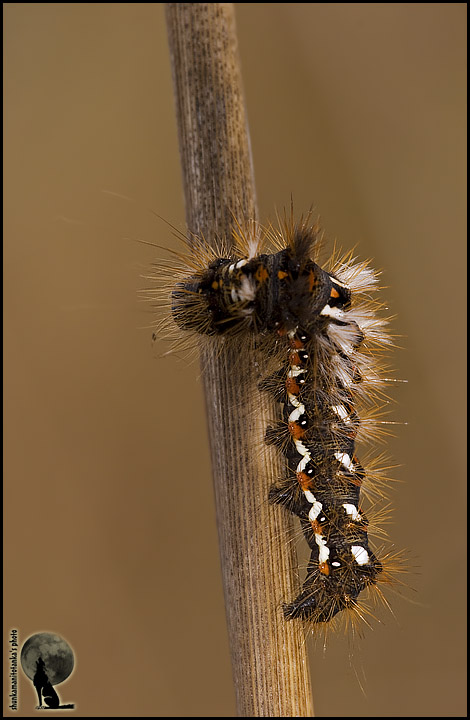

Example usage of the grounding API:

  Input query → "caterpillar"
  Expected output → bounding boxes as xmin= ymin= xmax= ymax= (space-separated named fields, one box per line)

xmin=151 ymin=210 xmax=401 ymax=629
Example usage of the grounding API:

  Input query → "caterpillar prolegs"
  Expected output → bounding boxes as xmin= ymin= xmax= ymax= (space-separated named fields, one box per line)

xmin=158 ymin=213 xmax=399 ymax=628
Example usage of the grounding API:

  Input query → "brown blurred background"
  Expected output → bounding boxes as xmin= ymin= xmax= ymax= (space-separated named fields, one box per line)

xmin=4 ymin=3 xmax=466 ymax=717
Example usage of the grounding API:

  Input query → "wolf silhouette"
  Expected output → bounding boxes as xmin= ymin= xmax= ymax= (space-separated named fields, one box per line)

xmin=33 ymin=657 xmax=60 ymax=709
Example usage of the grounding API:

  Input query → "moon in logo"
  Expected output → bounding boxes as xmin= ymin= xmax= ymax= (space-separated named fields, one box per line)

xmin=20 ymin=632 xmax=74 ymax=685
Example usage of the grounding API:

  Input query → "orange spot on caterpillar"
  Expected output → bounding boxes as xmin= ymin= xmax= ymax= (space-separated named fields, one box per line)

xmin=311 ymin=519 xmax=321 ymax=534
xmin=211 ymin=280 xmax=219 ymax=290
xmin=288 ymin=421 xmax=305 ymax=439
xmin=289 ymin=337 xmax=304 ymax=349
xmin=319 ymin=562 xmax=330 ymax=576
xmin=255 ymin=265 xmax=269 ymax=283
xmin=289 ymin=351 xmax=301 ymax=366
xmin=285 ymin=376 xmax=300 ymax=395
xmin=278 ymin=270 xmax=289 ymax=280
xmin=353 ymin=454 xmax=364 ymax=471
xmin=309 ymin=269 xmax=317 ymax=293
xmin=296 ymin=471 xmax=314 ymax=491
xmin=330 ymin=287 xmax=340 ymax=298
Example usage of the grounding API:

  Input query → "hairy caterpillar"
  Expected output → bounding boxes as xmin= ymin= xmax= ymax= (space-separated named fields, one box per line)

xmin=151 ymin=210 xmax=401 ymax=629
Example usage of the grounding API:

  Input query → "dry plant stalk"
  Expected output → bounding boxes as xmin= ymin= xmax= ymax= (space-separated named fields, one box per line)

xmin=165 ymin=3 xmax=314 ymax=717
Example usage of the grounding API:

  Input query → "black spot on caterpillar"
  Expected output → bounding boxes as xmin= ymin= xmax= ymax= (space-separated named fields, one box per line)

xmin=151 ymin=211 xmax=403 ymax=629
